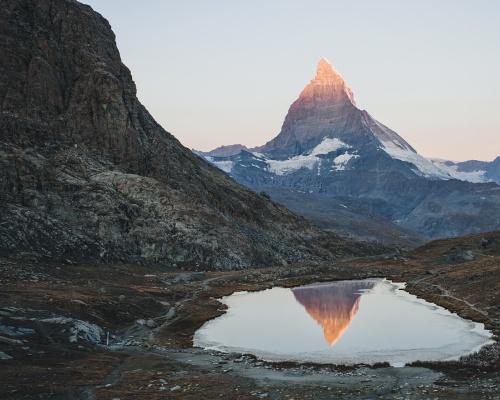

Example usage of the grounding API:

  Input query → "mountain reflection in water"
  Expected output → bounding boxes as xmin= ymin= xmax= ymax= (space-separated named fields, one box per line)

xmin=194 ymin=279 xmax=493 ymax=365
xmin=292 ymin=279 xmax=380 ymax=346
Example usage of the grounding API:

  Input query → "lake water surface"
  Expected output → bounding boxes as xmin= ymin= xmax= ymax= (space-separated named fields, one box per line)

xmin=193 ymin=279 xmax=493 ymax=366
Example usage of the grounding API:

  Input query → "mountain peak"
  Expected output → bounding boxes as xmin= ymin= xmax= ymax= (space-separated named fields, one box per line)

xmin=315 ymin=58 xmax=338 ymax=80
xmin=311 ymin=58 xmax=356 ymax=106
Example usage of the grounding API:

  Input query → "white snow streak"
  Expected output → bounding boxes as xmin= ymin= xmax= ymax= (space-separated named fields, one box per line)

xmin=380 ymin=140 xmax=451 ymax=179
xmin=206 ymin=157 xmax=233 ymax=173
xmin=428 ymin=159 xmax=487 ymax=183
xmin=251 ymin=152 xmax=266 ymax=159
xmin=310 ymin=138 xmax=347 ymax=155
xmin=332 ymin=153 xmax=359 ymax=170
xmin=268 ymin=138 xmax=350 ymax=176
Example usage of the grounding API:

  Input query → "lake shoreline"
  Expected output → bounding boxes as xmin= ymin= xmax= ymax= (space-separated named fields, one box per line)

xmin=1 ymin=257 xmax=499 ymax=398
xmin=193 ymin=279 xmax=493 ymax=366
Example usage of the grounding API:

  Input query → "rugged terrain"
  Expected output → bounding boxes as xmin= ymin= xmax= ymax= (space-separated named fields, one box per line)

xmin=1 ymin=1 xmax=499 ymax=399
xmin=0 ymin=0 xmax=390 ymax=270
xmin=1 ymin=232 xmax=499 ymax=399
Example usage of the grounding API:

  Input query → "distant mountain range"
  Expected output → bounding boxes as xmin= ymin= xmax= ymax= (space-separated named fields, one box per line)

xmin=195 ymin=59 xmax=500 ymax=244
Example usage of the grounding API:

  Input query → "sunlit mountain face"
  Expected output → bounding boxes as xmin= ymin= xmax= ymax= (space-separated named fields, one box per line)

xmin=198 ymin=58 xmax=500 ymax=243
xmin=292 ymin=280 xmax=379 ymax=345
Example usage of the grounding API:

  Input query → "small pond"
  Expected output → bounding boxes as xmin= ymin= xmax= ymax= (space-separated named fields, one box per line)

xmin=193 ymin=279 xmax=493 ymax=366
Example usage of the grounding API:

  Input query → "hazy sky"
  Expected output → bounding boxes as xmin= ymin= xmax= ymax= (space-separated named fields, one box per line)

xmin=82 ymin=0 xmax=499 ymax=161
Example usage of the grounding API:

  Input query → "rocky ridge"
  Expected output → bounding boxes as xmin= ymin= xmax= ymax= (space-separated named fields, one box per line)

xmin=195 ymin=144 xmax=251 ymax=157
xmin=0 ymin=0 xmax=390 ymax=270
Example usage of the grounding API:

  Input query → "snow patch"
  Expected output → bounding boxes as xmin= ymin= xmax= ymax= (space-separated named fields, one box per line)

xmin=363 ymin=112 xmax=449 ymax=179
xmin=317 ymin=160 xmax=322 ymax=175
xmin=251 ymin=152 xmax=267 ymax=160
xmin=310 ymin=138 xmax=348 ymax=155
xmin=41 ymin=316 xmax=104 ymax=343
xmin=205 ymin=157 xmax=233 ymax=173
xmin=367 ymin=114 xmax=451 ymax=179
xmin=380 ymin=141 xmax=451 ymax=179
xmin=206 ymin=138 xmax=356 ymax=177
xmin=69 ymin=320 xmax=104 ymax=343
xmin=267 ymin=156 xmax=318 ymax=175
xmin=365 ymin=113 xmax=413 ymax=151
xmin=268 ymin=138 xmax=349 ymax=176
xmin=428 ymin=158 xmax=487 ymax=183
xmin=332 ymin=153 xmax=359 ymax=171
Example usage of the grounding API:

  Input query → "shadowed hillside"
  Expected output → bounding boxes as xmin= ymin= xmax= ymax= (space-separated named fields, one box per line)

xmin=0 ymin=0 xmax=390 ymax=270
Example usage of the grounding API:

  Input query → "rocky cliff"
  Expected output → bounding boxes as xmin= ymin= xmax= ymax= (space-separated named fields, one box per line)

xmin=261 ymin=58 xmax=417 ymax=161
xmin=0 ymin=0 xmax=388 ymax=269
xmin=485 ymin=157 xmax=500 ymax=183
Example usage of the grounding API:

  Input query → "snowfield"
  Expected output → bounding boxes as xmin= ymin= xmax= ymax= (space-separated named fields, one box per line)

xmin=380 ymin=140 xmax=452 ymax=179
xmin=206 ymin=157 xmax=234 ymax=173
xmin=428 ymin=158 xmax=487 ymax=183
xmin=203 ymin=137 xmax=489 ymax=185
xmin=267 ymin=138 xmax=351 ymax=176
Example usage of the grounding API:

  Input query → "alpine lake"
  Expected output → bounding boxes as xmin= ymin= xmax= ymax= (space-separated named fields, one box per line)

xmin=193 ymin=279 xmax=493 ymax=367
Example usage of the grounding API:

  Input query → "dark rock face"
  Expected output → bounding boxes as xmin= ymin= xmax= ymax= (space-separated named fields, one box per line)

xmin=260 ymin=58 xmax=415 ymax=160
xmin=0 ymin=0 xmax=389 ymax=269
xmin=484 ymin=157 xmax=500 ymax=184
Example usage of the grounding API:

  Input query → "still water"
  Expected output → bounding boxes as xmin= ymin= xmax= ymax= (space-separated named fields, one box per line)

xmin=193 ymin=279 xmax=493 ymax=366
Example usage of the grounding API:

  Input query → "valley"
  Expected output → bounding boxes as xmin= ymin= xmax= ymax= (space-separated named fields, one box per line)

xmin=1 ymin=0 xmax=499 ymax=398
xmin=1 ymin=232 xmax=500 ymax=398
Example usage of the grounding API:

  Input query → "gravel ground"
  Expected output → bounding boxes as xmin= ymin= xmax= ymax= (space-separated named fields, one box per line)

xmin=0 ymin=250 xmax=499 ymax=399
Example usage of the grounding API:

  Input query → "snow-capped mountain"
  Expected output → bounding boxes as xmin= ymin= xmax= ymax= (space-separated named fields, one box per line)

xmin=196 ymin=59 xmax=500 ymax=243
xmin=205 ymin=58 xmax=453 ymax=181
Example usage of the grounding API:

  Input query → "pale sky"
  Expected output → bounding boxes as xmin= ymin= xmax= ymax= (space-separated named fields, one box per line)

xmin=82 ymin=0 xmax=500 ymax=162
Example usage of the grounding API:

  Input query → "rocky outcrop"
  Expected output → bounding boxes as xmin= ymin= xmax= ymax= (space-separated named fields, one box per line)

xmin=260 ymin=58 xmax=416 ymax=160
xmin=0 ymin=0 xmax=391 ymax=269
xmin=484 ymin=157 xmax=500 ymax=184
